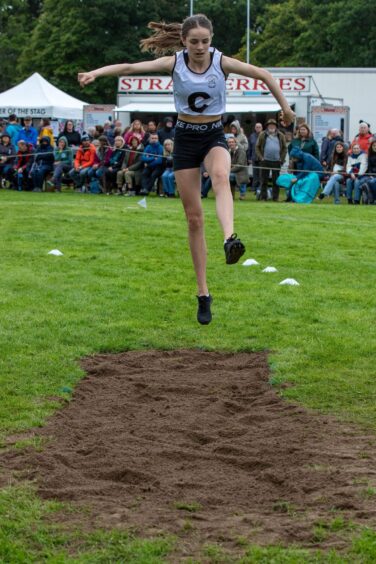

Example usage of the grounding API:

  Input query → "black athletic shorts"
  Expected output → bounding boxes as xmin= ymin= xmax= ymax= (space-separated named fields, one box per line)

xmin=173 ymin=119 xmax=228 ymax=171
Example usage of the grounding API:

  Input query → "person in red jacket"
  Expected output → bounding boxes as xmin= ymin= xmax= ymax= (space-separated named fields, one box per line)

xmin=13 ymin=140 xmax=35 ymax=191
xmin=349 ymin=121 xmax=373 ymax=153
xmin=69 ymin=133 xmax=96 ymax=192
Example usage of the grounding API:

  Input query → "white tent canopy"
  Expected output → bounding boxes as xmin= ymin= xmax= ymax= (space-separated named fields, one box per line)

xmin=0 ymin=72 xmax=87 ymax=120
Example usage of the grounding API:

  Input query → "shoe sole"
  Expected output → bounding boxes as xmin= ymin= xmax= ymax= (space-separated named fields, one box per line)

xmin=226 ymin=241 xmax=245 ymax=265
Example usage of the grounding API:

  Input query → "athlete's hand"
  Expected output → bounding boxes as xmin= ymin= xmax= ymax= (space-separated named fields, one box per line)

xmin=280 ymin=107 xmax=296 ymax=126
xmin=78 ymin=72 xmax=96 ymax=87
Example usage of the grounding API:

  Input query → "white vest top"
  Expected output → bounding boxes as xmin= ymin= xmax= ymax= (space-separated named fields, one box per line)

xmin=172 ymin=47 xmax=227 ymax=116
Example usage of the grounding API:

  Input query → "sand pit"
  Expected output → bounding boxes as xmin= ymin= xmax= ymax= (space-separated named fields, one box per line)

xmin=2 ymin=350 xmax=376 ymax=558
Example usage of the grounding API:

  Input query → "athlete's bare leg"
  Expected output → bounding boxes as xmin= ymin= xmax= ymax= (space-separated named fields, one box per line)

xmin=204 ymin=146 xmax=233 ymax=239
xmin=175 ymin=167 xmax=208 ymax=296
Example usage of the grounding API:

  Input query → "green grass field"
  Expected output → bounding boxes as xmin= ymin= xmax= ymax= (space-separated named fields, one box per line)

xmin=1 ymin=190 xmax=376 ymax=562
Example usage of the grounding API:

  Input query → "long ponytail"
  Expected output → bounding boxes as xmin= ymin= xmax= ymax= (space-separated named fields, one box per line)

xmin=140 ymin=22 xmax=183 ymax=56
xmin=140 ymin=14 xmax=213 ymax=56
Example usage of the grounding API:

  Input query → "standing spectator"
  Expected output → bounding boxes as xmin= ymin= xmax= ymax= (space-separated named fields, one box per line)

xmin=116 ymin=135 xmax=144 ymax=196
xmin=123 ymin=119 xmax=145 ymax=146
xmin=31 ymin=136 xmax=55 ymax=191
xmin=15 ymin=117 xmax=38 ymax=147
xmin=104 ymin=119 xmax=115 ymax=146
xmin=57 ymin=120 xmax=81 ymax=148
xmin=0 ymin=132 xmax=15 ymax=187
xmin=228 ymin=135 xmax=249 ymax=200
xmin=229 ymin=120 xmax=248 ymax=152
xmin=38 ymin=118 xmax=55 ymax=146
xmin=140 ymin=132 xmax=164 ymax=195
xmin=5 ymin=114 xmax=22 ymax=148
xmin=143 ymin=120 xmax=158 ymax=145
xmin=50 ymin=136 xmax=73 ymax=192
xmin=319 ymin=141 xmax=348 ymax=204
xmin=350 ymin=121 xmax=373 ymax=153
xmin=161 ymin=139 xmax=175 ymax=197
xmin=69 ymin=134 xmax=96 ymax=192
xmin=247 ymin=122 xmax=262 ymax=194
xmin=288 ymin=122 xmax=319 ymax=161
xmin=13 ymin=140 xmax=34 ymax=191
xmin=345 ymin=143 xmax=368 ymax=204
xmin=102 ymin=136 xmax=125 ymax=195
xmin=158 ymin=116 xmax=175 ymax=144
xmin=256 ymin=119 xmax=287 ymax=201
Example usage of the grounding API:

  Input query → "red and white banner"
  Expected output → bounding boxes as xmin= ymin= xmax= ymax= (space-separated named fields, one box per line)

xmin=118 ymin=75 xmax=311 ymax=94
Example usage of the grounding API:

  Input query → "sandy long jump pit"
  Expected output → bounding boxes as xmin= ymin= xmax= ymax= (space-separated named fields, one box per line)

xmin=2 ymin=350 xmax=376 ymax=558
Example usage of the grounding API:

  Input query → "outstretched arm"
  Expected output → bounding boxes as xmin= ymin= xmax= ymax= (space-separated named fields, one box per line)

xmin=222 ymin=57 xmax=296 ymax=125
xmin=78 ymin=56 xmax=175 ymax=87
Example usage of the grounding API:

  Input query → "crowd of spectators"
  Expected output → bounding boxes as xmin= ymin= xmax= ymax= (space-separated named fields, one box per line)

xmin=0 ymin=113 xmax=375 ymax=204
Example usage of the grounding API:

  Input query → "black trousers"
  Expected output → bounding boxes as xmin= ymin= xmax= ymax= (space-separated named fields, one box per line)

xmin=260 ymin=159 xmax=281 ymax=200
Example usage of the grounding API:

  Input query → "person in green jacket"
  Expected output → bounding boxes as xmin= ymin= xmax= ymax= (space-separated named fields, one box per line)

xmin=51 ymin=136 xmax=73 ymax=192
xmin=288 ymin=122 xmax=319 ymax=163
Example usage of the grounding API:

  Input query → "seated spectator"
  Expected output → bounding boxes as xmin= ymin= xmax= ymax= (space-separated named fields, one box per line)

xmin=277 ymin=171 xmax=321 ymax=204
xmin=15 ymin=117 xmax=38 ymax=147
xmin=345 ymin=143 xmax=368 ymax=204
xmin=256 ymin=119 xmax=287 ymax=201
xmin=319 ymin=141 xmax=348 ymax=204
xmin=0 ymin=132 xmax=15 ymax=188
xmin=116 ymin=135 xmax=144 ymax=196
xmin=200 ymin=163 xmax=212 ymax=198
xmin=143 ymin=120 xmax=158 ymax=145
xmin=227 ymin=135 xmax=249 ymax=201
xmin=31 ymin=136 xmax=55 ymax=192
xmin=287 ymin=147 xmax=323 ymax=202
xmin=229 ymin=120 xmax=248 ymax=152
xmin=88 ymin=135 xmax=108 ymax=187
xmin=359 ymin=140 xmax=376 ymax=204
xmin=69 ymin=134 xmax=96 ymax=192
xmin=50 ymin=136 xmax=73 ymax=192
xmin=38 ymin=118 xmax=55 ymax=146
xmin=350 ymin=121 xmax=373 ymax=153
xmin=86 ymin=127 xmax=96 ymax=141
xmin=140 ymin=133 xmax=164 ymax=195
xmin=13 ymin=140 xmax=35 ymax=191
xmin=123 ymin=119 xmax=145 ymax=146
xmin=95 ymin=124 xmax=104 ymax=138
xmin=288 ymin=122 xmax=319 ymax=162
xmin=161 ymin=139 xmax=175 ymax=197
xmin=158 ymin=117 xmax=175 ymax=144
xmin=5 ymin=114 xmax=22 ymax=148
xmin=57 ymin=120 xmax=81 ymax=148
xmin=102 ymin=136 xmax=125 ymax=195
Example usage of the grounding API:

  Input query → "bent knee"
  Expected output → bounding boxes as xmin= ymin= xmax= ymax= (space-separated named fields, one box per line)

xmin=210 ymin=169 xmax=230 ymax=186
xmin=186 ymin=210 xmax=204 ymax=231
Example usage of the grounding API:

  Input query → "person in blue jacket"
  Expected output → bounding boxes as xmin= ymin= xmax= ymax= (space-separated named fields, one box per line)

xmin=15 ymin=117 xmax=38 ymax=147
xmin=31 ymin=136 xmax=55 ymax=191
xmin=279 ymin=147 xmax=324 ymax=203
xmin=140 ymin=132 xmax=164 ymax=195
xmin=5 ymin=114 xmax=22 ymax=148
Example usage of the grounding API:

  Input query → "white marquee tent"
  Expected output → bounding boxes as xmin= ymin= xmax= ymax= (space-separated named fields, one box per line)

xmin=0 ymin=72 xmax=87 ymax=119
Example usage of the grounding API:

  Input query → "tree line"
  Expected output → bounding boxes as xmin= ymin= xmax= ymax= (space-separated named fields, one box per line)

xmin=0 ymin=0 xmax=375 ymax=103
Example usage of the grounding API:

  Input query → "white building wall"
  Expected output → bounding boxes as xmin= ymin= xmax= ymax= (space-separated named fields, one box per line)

xmin=269 ymin=68 xmax=376 ymax=141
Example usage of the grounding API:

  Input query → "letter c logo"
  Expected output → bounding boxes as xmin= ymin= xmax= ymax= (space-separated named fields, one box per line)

xmin=188 ymin=92 xmax=210 ymax=113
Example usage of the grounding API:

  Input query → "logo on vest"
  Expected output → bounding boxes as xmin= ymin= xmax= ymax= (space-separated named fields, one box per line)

xmin=188 ymin=92 xmax=211 ymax=113
xmin=207 ymin=74 xmax=217 ymax=88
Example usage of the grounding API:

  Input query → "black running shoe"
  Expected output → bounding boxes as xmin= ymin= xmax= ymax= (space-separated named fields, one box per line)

xmin=197 ymin=294 xmax=212 ymax=325
xmin=224 ymin=233 xmax=245 ymax=265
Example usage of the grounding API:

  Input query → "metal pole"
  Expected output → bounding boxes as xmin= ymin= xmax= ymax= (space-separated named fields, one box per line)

xmin=246 ymin=0 xmax=250 ymax=64
xmin=190 ymin=0 xmax=194 ymax=16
